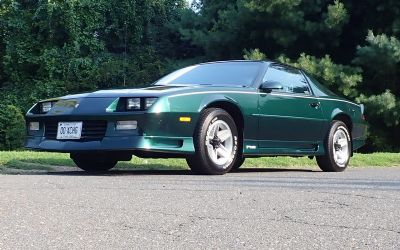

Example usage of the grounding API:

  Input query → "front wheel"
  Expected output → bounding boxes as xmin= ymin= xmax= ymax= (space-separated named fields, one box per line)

xmin=71 ymin=153 xmax=117 ymax=172
xmin=231 ymin=157 xmax=245 ymax=171
xmin=316 ymin=121 xmax=351 ymax=172
xmin=186 ymin=108 xmax=240 ymax=175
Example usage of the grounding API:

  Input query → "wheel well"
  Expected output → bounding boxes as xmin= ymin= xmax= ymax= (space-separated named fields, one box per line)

xmin=205 ymin=101 xmax=244 ymax=133
xmin=333 ymin=113 xmax=353 ymax=133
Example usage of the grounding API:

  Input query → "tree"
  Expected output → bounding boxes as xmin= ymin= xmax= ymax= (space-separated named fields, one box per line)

xmin=353 ymin=31 xmax=400 ymax=151
xmin=0 ymin=105 xmax=25 ymax=150
xmin=176 ymin=0 xmax=350 ymax=60
xmin=0 ymin=0 xmax=186 ymax=111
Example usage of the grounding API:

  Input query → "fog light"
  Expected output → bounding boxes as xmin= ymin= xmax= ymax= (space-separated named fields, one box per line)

xmin=116 ymin=120 xmax=137 ymax=130
xmin=29 ymin=122 xmax=40 ymax=131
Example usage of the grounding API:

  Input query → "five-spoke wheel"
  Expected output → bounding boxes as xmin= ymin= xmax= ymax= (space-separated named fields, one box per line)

xmin=205 ymin=120 xmax=234 ymax=167
xmin=186 ymin=108 xmax=242 ymax=175
xmin=332 ymin=128 xmax=350 ymax=168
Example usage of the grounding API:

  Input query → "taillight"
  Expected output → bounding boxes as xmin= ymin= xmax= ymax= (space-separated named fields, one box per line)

xmin=360 ymin=104 xmax=365 ymax=120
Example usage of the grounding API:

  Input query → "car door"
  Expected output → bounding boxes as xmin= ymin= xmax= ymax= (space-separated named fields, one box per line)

xmin=257 ymin=64 xmax=325 ymax=152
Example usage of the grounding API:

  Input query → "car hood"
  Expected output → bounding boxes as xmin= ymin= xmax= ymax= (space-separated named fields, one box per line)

xmin=58 ymin=85 xmax=197 ymax=99
xmin=56 ymin=85 xmax=253 ymax=100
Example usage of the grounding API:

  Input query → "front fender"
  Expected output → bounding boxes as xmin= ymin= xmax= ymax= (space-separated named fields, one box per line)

xmin=165 ymin=91 xmax=258 ymax=141
xmin=198 ymin=94 xmax=241 ymax=112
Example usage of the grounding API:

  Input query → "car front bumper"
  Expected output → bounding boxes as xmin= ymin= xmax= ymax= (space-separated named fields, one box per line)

xmin=25 ymin=135 xmax=195 ymax=154
xmin=25 ymin=108 xmax=198 ymax=154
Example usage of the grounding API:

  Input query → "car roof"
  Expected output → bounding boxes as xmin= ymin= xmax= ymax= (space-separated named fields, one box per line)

xmin=196 ymin=60 xmax=305 ymax=72
xmin=197 ymin=60 xmax=272 ymax=65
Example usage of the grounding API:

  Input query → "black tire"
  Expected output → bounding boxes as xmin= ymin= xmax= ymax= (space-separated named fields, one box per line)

xmin=316 ymin=120 xmax=352 ymax=172
xmin=231 ymin=157 xmax=245 ymax=171
xmin=186 ymin=108 xmax=240 ymax=175
xmin=71 ymin=153 xmax=117 ymax=172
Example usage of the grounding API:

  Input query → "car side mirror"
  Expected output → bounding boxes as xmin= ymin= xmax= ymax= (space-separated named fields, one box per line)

xmin=259 ymin=81 xmax=283 ymax=93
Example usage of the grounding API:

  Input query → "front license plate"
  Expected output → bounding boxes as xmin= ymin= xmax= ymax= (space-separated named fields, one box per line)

xmin=57 ymin=122 xmax=83 ymax=140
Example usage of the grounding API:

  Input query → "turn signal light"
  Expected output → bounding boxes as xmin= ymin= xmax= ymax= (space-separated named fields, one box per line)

xmin=179 ymin=117 xmax=191 ymax=122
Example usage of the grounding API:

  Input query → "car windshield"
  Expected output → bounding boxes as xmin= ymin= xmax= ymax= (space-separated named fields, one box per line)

xmin=154 ymin=62 xmax=263 ymax=87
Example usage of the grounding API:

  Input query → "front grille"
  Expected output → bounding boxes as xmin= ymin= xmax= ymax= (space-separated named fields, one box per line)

xmin=45 ymin=120 xmax=107 ymax=141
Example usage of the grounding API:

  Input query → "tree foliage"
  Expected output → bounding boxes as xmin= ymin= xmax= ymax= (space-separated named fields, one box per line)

xmin=0 ymin=104 xmax=25 ymax=150
xmin=0 ymin=0 xmax=185 ymax=111
xmin=353 ymin=31 xmax=400 ymax=151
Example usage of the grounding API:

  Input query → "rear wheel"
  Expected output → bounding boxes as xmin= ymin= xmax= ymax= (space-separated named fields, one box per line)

xmin=186 ymin=108 xmax=240 ymax=175
xmin=71 ymin=153 xmax=117 ymax=172
xmin=316 ymin=121 xmax=351 ymax=172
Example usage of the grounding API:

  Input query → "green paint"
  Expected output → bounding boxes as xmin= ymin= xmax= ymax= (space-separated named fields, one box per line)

xmin=25 ymin=61 xmax=367 ymax=158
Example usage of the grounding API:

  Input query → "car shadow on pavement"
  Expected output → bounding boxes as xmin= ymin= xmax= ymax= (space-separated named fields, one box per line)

xmin=42 ymin=167 xmax=317 ymax=176
xmin=48 ymin=169 xmax=192 ymax=176
xmin=234 ymin=168 xmax=316 ymax=173
xmin=2 ymin=164 xmax=317 ymax=176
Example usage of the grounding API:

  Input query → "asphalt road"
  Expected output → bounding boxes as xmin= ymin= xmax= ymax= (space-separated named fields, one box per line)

xmin=0 ymin=167 xmax=399 ymax=249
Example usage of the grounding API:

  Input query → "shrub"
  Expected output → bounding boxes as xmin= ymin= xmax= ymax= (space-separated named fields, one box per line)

xmin=0 ymin=105 xmax=26 ymax=150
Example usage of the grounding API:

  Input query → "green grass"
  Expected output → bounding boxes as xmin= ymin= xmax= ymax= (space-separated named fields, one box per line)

xmin=0 ymin=151 xmax=399 ymax=172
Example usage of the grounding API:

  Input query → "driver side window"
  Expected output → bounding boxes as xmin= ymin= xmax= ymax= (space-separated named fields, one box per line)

xmin=263 ymin=64 xmax=311 ymax=95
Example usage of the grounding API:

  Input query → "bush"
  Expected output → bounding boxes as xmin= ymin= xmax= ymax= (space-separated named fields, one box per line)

xmin=0 ymin=105 xmax=26 ymax=150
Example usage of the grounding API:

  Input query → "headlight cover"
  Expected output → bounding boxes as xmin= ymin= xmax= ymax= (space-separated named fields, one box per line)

xmin=41 ymin=102 xmax=54 ymax=113
xmin=126 ymin=97 xmax=158 ymax=111
xmin=145 ymin=97 xmax=158 ymax=109
xmin=126 ymin=98 xmax=141 ymax=110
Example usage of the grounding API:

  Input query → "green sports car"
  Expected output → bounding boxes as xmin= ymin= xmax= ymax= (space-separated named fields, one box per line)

xmin=25 ymin=60 xmax=367 ymax=174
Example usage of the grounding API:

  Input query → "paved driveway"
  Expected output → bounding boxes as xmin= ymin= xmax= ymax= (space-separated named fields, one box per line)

xmin=1 ymin=167 xmax=399 ymax=249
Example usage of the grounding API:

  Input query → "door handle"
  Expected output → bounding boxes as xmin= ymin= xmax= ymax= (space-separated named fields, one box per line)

xmin=309 ymin=102 xmax=320 ymax=108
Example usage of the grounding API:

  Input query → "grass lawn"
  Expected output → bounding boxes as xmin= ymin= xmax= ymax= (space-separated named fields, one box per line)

xmin=0 ymin=151 xmax=399 ymax=172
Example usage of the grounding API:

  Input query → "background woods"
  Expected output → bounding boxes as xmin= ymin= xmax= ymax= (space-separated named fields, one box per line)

xmin=0 ymin=0 xmax=399 ymax=151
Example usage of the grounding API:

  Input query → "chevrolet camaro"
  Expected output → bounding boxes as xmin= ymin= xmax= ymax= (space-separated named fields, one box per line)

xmin=25 ymin=61 xmax=367 ymax=174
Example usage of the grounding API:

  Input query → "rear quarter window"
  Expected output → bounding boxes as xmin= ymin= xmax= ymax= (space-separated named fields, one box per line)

xmin=305 ymin=74 xmax=337 ymax=97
